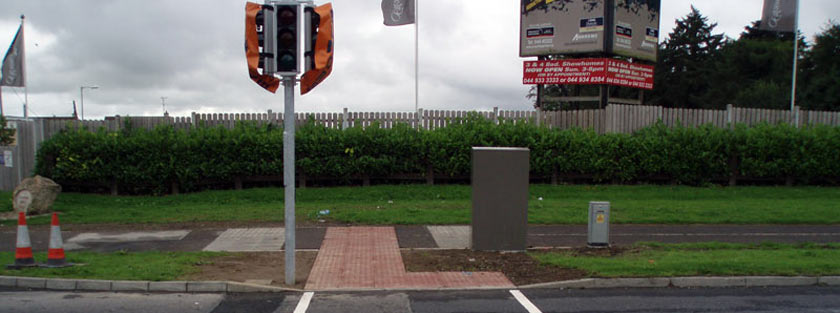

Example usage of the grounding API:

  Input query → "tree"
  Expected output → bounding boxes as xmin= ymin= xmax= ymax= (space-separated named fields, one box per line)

xmin=0 ymin=116 xmax=16 ymax=146
xmin=705 ymin=23 xmax=806 ymax=110
xmin=648 ymin=6 xmax=726 ymax=109
xmin=799 ymin=22 xmax=840 ymax=111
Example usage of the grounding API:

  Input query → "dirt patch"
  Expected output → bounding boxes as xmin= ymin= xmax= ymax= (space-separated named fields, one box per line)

xmin=183 ymin=251 xmax=318 ymax=289
xmin=401 ymin=249 xmax=596 ymax=286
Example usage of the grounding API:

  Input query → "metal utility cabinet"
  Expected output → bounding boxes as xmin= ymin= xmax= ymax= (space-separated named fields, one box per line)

xmin=471 ymin=147 xmax=529 ymax=251
xmin=587 ymin=201 xmax=610 ymax=247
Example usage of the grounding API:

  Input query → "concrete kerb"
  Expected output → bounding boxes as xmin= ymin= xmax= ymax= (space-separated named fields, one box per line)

xmin=0 ymin=275 xmax=833 ymax=293
xmin=0 ymin=276 xmax=301 ymax=293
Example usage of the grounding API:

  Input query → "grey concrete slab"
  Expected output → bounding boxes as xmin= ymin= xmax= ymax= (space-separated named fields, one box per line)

xmin=71 ymin=229 xmax=222 ymax=253
xmin=112 ymin=280 xmax=149 ymax=292
xmin=426 ymin=225 xmax=471 ymax=249
xmin=671 ymin=276 xmax=746 ymax=287
xmin=745 ymin=276 xmax=818 ymax=287
xmin=16 ymin=277 xmax=46 ymax=289
xmin=187 ymin=281 xmax=227 ymax=293
xmin=67 ymin=230 xmax=190 ymax=243
xmin=202 ymin=228 xmax=284 ymax=252
xmin=45 ymin=279 xmax=76 ymax=290
xmin=76 ymin=279 xmax=111 ymax=291
xmin=395 ymin=225 xmax=438 ymax=249
xmin=294 ymin=227 xmax=327 ymax=250
xmin=149 ymin=281 xmax=187 ymax=292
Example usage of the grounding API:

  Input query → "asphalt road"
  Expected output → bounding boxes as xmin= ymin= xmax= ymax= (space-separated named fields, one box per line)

xmin=2 ymin=286 xmax=839 ymax=313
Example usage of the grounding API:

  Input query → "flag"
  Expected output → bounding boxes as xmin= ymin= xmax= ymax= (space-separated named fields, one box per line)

xmin=382 ymin=0 xmax=415 ymax=26
xmin=1 ymin=25 xmax=24 ymax=87
xmin=759 ymin=0 xmax=797 ymax=33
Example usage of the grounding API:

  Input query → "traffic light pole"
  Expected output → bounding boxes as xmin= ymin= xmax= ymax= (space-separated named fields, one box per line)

xmin=283 ymin=75 xmax=296 ymax=286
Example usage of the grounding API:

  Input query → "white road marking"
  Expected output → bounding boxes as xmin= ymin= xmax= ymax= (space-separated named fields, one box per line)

xmin=293 ymin=292 xmax=314 ymax=313
xmin=510 ymin=289 xmax=542 ymax=313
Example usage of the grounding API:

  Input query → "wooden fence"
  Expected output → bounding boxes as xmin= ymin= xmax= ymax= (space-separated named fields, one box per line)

xmin=37 ymin=105 xmax=840 ymax=140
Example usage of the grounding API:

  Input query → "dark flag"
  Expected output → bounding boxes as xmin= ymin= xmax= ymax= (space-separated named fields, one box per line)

xmin=759 ymin=0 xmax=797 ymax=33
xmin=1 ymin=25 xmax=24 ymax=87
xmin=382 ymin=0 xmax=415 ymax=26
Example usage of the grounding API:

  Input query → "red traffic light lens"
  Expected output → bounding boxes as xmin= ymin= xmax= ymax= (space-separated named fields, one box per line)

xmin=278 ymin=9 xmax=295 ymax=25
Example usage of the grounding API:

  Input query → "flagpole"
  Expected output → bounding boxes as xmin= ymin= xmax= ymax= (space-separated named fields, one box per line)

xmin=414 ymin=0 xmax=419 ymax=113
xmin=21 ymin=15 xmax=27 ymax=118
xmin=789 ymin=0 xmax=799 ymax=113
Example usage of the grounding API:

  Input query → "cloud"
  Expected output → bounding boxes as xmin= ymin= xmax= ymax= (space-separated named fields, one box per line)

xmin=0 ymin=0 xmax=837 ymax=118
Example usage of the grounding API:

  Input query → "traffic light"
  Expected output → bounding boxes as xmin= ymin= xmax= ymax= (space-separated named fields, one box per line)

xmin=256 ymin=5 xmax=277 ymax=74
xmin=301 ymin=3 xmax=333 ymax=95
xmin=275 ymin=4 xmax=300 ymax=75
xmin=245 ymin=2 xmax=280 ymax=92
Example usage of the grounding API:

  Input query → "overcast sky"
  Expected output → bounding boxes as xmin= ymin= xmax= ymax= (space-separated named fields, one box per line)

xmin=0 ymin=0 xmax=837 ymax=119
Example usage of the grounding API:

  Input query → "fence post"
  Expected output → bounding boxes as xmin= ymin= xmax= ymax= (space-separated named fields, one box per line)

xmin=417 ymin=108 xmax=424 ymax=130
xmin=342 ymin=108 xmax=349 ymax=130
xmin=794 ymin=106 xmax=800 ymax=128
xmin=535 ymin=108 xmax=541 ymax=127
xmin=726 ymin=104 xmax=733 ymax=128
xmin=493 ymin=107 xmax=499 ymax=125
xmin=191 ymin=112 xmax=198 ymax=128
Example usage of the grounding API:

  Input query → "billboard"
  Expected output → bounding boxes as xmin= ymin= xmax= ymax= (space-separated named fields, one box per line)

xmin=520 ymin=0 xmax=660 ymax=62
xmin=520 ymin=0 xmax=606 ymax=57
xmin=611 ymin=0 xmax=660 ymax=62
xmin=523 ymin=58 xmax=654 ymax=90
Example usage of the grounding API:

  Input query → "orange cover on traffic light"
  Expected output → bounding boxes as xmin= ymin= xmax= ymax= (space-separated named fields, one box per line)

xmin=301 ymin=3 xmax=334 ymax=95
xmin=245 ymin=2 xmax=280 ymax=93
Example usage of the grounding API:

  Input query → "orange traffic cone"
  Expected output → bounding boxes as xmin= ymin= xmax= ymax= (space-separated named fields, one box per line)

xmin=6 ymin=212 xmax=36 ymax=269
xmin=42 ymin=213 xmax=73 ymax=268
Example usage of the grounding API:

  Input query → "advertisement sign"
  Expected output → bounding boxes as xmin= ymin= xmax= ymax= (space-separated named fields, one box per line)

xmin=611 ymin=0 xmax=660 ymax=61
xmin=523 ymin=58 xmax=654 ymax=90
xmin=520 ymin=0 xmax=606 ymax=57
xmin=520 ymin=0 xmax=661 ymax=62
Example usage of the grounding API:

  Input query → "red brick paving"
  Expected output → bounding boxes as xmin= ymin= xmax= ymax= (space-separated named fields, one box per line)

xmin=305 ymin=227 xmax=514 ymax=290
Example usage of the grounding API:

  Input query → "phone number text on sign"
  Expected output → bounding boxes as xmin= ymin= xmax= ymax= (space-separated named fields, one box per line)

xmin=523 ymin=58 xmax=654 ymax=90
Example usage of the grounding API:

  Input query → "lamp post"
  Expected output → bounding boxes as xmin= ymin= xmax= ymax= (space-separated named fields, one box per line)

xmin=80 ymin=85 xmax=99 ymax=120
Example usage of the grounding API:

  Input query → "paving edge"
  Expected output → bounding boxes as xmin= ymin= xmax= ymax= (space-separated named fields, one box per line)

xmin=0 ymin=275 xmax=837 ymax=292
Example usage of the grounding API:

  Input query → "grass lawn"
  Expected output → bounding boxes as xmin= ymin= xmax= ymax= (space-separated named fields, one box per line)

xmin=532 ymin=242 xmax=840 ymax=277
xmin=1 ymin=184 xmax=839 ymax=225
xmin=0 ymin=251 xmax=223 ymax=281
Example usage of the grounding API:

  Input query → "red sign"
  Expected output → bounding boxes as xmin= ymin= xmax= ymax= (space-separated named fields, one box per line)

xmin=523 ymin=58 xmax=654 ymax=90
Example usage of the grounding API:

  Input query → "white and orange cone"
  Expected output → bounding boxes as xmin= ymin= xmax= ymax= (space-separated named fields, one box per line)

xmin=6 ymin=212 xmax=36 ymax=269
xmin=42 ymin=213 xmax=73 ymax=268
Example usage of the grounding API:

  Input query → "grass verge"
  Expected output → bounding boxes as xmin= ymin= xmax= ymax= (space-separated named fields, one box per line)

xmin=0 ymin=251 xmax=224 ymax=281
xmin=2 ymin=184 xmax=839 ymax=225
xmin=532 ymin=242 xmax=840 ymax=277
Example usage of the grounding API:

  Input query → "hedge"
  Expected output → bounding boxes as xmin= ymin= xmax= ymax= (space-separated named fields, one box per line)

xmin=34 ymin=116 xmax=840 ymax=194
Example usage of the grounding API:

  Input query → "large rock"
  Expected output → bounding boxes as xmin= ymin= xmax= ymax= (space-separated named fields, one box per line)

xmin=13 ymin=175 xmax=61 ymax=215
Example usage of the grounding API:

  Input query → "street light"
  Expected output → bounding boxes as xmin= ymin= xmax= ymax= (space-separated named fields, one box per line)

xmin=80 ymin=85 xmax=99 ymax=120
